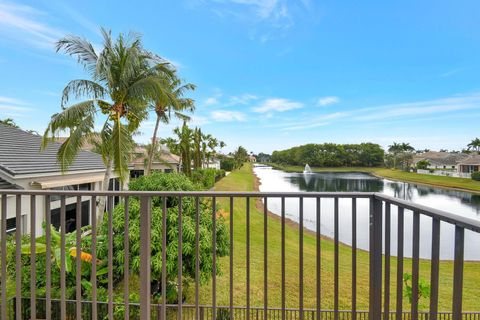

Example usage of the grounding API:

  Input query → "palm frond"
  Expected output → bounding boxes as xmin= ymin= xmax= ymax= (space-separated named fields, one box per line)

xmin=61 ymin=79 xmax=107 ymax=108
xmin=56 ymin=115 xmax=95 ymax=171
xmin=56 ymin=35 xmax=98 ymax=74
xmin=42 ymin=100 xmax=96 ymax=150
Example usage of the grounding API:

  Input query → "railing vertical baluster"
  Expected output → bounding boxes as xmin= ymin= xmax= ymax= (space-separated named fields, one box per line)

xmin=178 ymin=197 xmax=183 ymax=320
xmin=281 ymin=197 xmax=286 ymax=320
xmin=334 ymin=197 xmax=339 ymax=320
xmin=161 ymin=197 xmax=167 ymax=320
xmin=246 ymin=197 xmax=250 ymax=320
xmin=76 ymin=196 xmax=82 ymax=320
xmin=30 ymin=195 xmax=36 ymax=320
xmin=140 ymin=196 xmax=151 ymax=320
xmin=1 ymin=194 xmax=7 ymax=320
xmin=195 ymin=197 xmax=200 ymax=320
xmin=396 ymin=207 xmax=404 ymax=320
xmin=91 ymin=196 xmax=97 ymax=320
xmin=124 ymin=196 xmax=130 ymax=320
xmin=264 ymin=197 xmax=268 ymax=320
xmin=108 ymin=196 xmax=114 ymax=320
xmin=229 ymin=197 xmax=234 ymax=320
xmin=60 ymin=195 xmax=66 ymax=319
xmin=316 ymin=197 xmax=321 ymax=320
xmin=452 ymin=226 xmax=464 ymax=320
xmin=384 ymin=203 xmax=391 ymax=319
xmin=352 ymin=198 xmax=357 ymax=320
xmin=213 ymin=196 xmax=217 ymax=320
xmin=412 ymin=212 xmax=420 ymax=320
xmin=300 ymin=197 xmax=304 ymax=320
xmin=369 ymin=197 xmax=382 ymax=320
xmin=429 ymin=218 xmax=440 ymax=320
xmin=45 ymin=196 xmax=52 ymax=320
xmin=15 ymin=195 xmax=21 ymax=320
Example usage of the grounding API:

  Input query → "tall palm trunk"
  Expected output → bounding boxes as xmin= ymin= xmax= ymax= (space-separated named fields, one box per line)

xmin=97 ymin=160 xmax=112 ymax=227
xmin=146 ymin=114 xmax=161 ymax=175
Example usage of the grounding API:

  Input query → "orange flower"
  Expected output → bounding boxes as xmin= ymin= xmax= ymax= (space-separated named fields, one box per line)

xmin=69 ymin=248 xmax=93 ymax=263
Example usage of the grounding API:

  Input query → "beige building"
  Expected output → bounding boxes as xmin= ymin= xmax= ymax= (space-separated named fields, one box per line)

xmin=129 ymin=145 xmax=181 ymax=178
xmin=0 ymin=124 xmax=115 ymax=236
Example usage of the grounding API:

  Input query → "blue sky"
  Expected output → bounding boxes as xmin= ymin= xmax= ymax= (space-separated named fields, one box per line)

xmin=1 ymin=0 xmax=480 ymax=153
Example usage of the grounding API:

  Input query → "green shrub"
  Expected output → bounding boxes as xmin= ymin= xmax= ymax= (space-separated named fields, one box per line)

xmin=98 ymin=172 xmax=230 ymax=303
xmin=416 ymin=159 xmax=430 ymax=170
xmin=190 ymin=168 xmax=226 ymax=189
xmin=220 ymin=158 xmax=235 ymax=171
xmin=471 ymin=171 xmax=480 ymax=181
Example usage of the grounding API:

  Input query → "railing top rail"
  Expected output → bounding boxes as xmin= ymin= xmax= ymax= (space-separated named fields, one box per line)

xmin=375 ymin=193 xmax=480 ymax=233
xmin=0 ymin=189 xmax=375 ymax=198
xmin=2 ymin=188 xmax=479 ymax=232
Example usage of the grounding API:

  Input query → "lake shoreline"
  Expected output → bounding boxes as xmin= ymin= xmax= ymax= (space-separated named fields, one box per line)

xmin=266 ymin=163 xmax=480 ymax=195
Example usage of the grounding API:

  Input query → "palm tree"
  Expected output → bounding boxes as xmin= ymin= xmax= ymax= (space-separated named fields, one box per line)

xmin=42 ymin=29 xmax=175 ymax=223
xmin=388 ymin=142 xmax=414 ymax=169
xmin=145 ymin=76 xmax=196 ymax=175
xmin=173 ymin=122 xmax=193 ymax=176
xmin=0 ymin=118 xmax=19 ymax=128
xmin=468 ymin=138 xmax=480 ymax=152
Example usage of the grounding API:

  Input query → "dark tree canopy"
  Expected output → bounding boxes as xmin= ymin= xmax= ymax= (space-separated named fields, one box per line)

xmin=271 ymin=143 xmax=385 ymax=167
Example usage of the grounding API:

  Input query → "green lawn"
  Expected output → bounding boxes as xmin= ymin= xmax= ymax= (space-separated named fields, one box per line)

xmin=186 ymin=163 xmax=480 ymax=311
xmin=267 ymin=163 xmax=480 ymax=193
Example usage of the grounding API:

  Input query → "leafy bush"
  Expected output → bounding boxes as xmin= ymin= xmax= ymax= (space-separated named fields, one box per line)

xmin=403 ymin=273 xmax=430 ymax=304
xmin=220 ymin=157 xmax=235 ymax=171
xmin=416 ymin=159 xmax=430 ymax=170
xmin=191 ymin=168 xmax=226 ymax=189
xmin=472 ymin=171 xmax=480 ymax=181
xmin=99 ymin=172 xmax=229 ymax=303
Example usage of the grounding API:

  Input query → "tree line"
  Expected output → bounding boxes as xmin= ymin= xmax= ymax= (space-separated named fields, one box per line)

xmin=271 ymin=143 xmax=385 ymax=167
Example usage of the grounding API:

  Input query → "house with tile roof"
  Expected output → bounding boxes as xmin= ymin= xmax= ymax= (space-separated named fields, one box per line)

xmin=412 ymin=151 xmax=469 ymax=170
xmin=0 ymin=123 xmax=117 ymax=235
xmin=458 ymin=154 xmax=480 ymax=174
xmin=129 ymin=144 xmax=181 ymax=178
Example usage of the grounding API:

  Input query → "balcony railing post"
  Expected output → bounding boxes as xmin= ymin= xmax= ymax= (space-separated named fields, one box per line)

xmin=369 ymin=196 xmax=383 ymax=320
xmin=140 ymin=196 xmax=152 ymax=320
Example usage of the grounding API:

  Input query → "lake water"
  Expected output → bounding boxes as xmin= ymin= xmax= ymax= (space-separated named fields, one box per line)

xmin=254 ymin=166 xmax=480 ymax=260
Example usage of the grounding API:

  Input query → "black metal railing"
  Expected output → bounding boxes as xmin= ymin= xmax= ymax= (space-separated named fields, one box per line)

xmin=0 ymin=190 xmax=479 ymax=320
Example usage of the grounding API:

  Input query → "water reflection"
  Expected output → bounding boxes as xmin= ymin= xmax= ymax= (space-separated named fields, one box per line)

xmin=254 ymin=167 xmax=480 ymax=260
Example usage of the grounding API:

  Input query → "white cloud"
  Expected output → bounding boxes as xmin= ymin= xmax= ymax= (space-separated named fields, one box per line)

xmin=253 ymin=98 xmax=303 ymax=113
xmin=0 ymin=2 xmax=64 ymax=49
xmin=211 ymin=110 xmax=246 ymax=122
xmin=189 ymin=0 xmax=312 ymax=42
xmin=0 ymin=96 xmax=29 ymax=106
xmin=266 ymin=93 xmax=480 ymax=131
xmin=226 ymin=93 xmax=258 ymax=106
xmin=317 ymin=96 xmax=340 ymax=106
xmin=189 ymin=115 xmax=211 ymax=126
xmin=440 ymin=68 xmax=461 ymax=78
xmin=204 ymin=97 xmax=219 ymax=106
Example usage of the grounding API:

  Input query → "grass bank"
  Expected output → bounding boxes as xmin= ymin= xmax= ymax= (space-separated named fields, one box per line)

xmin=267 ymin=163 xmax=480 ymax=193
xmin=188 ymin=163 xmax=480 ymax=311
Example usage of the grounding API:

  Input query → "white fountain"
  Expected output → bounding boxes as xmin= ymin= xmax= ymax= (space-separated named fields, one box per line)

xmin=303 ymin=164 xmax=312 ymax=174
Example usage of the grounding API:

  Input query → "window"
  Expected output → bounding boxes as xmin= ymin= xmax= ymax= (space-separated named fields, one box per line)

xmin=50 ymin=201 xmax=90 ymax=232
xmin=5 ymin=216 xmax=25 ymax=235
xmin=51 ymin=184 xmax=90 ymax=201
xmin=164 ymin=169 xmax=173 ymax=173
xmin=6 ymin=217 xmax=16 ymax=234
xmin=79 ymin=183 xmax=91 ymax=191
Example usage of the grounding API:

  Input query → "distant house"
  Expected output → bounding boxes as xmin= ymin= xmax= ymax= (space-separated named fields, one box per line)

xmin=458 ymin=154 xmax=480 ymax=174
xmin=204 ymin=158 xmax=221 ymax=170
xmin=248 ymin=155 xmax=257 ymax=162
xmin=0 ymin=123 xmax=116 ymax=236
xmin=412 ymin=151 xmax=468 ymax=170
xmin=130 ymin=145 xmax=181 ymax=178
